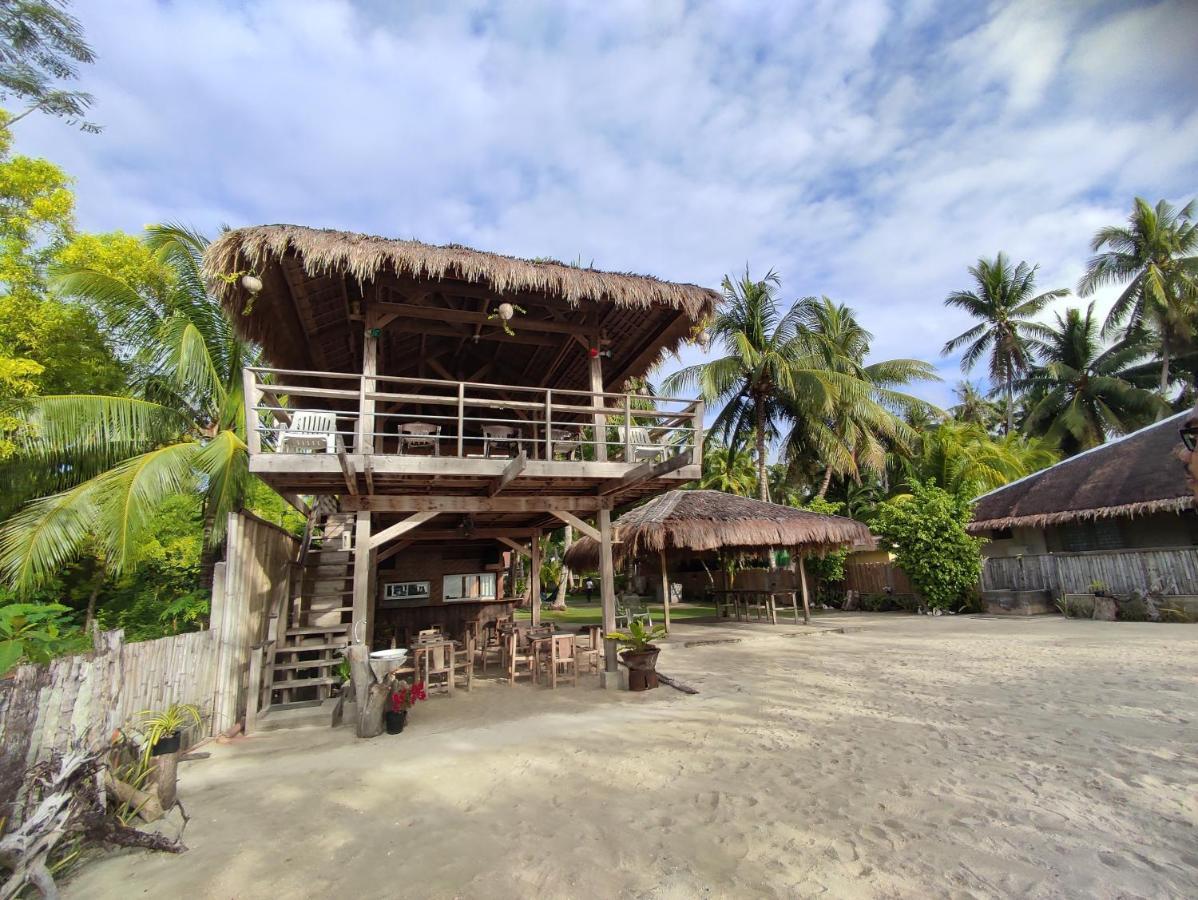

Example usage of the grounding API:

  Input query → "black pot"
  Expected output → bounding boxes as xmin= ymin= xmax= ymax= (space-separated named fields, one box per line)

xmin=151 ymin=730 xmax=181 ymax=756
xmin=385 ymin=710 xmax=408 ymax=735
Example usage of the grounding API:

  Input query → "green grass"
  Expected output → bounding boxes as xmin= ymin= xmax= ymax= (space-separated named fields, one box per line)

xmin=514 ymin=598 xmax=717 ymax=626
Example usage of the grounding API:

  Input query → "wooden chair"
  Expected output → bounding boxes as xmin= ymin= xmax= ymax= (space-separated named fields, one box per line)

xmin=504 ymin=630 xmax=536 ymax=685
xmin=417 ymin=641 xmax=455 ymax=695
xmin=574 ymin=625 xmax=602 ymax=675
xmin=548 ymin=634 xmax=578 ymax=688
xmin=475 ymin=625 xmax=505 ymax=674
xmin=453 ymin=634 xmax=474 ymax=692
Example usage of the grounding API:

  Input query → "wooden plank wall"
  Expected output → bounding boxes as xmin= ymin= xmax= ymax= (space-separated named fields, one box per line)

xmin=983 ymin=547 xmax=1198 ymax=596
xmin=843 ymin=561 xmax=917 ymax=597
xmin=211 ymin=512 xmax=300 ymax=734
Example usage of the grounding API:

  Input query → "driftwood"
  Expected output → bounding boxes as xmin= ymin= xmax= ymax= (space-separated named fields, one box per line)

xmin=345 ymin=645 xmax=402 ymax=738
xmin=1 ymin=750 xmax=184 ymax=900
xmin=656 ymin=673 xmax=699 ymax=695
xmin=104 ymin=772 xmax=164 ymax=823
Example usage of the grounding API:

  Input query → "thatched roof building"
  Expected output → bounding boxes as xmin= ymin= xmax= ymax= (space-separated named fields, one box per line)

xmin=969 ymin=410 xmax=1194 ymax=534
xmin=203 ymin=224 xmax=718 ymax=390
xmin=564 ymin=490 xmax=872 ymax=569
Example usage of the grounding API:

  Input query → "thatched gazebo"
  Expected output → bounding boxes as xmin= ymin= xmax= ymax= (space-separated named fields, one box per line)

xmin=564 ymin=490 xmax=872 ymax=627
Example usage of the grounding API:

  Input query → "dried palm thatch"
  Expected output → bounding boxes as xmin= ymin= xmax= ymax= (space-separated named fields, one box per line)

xmin=204 ymin=224 xmax=717 ymax=319
xmin=969 ymin=411 xmax=1194 ymax=534
xmin=564 ymin=490 xmax=872 ymax=569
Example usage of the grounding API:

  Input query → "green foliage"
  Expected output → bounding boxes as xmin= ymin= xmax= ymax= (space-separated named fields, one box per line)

xmin=0 ymin=2 xmax=99 ymax=131
xmin=605 ymin=619 xmax=667 ymax=651
xmin=798 ymin=496 xmax=848 ymax=585
xmin=0 ymin=600 xmax=86 ymax=673
xmin=897 ymin=421 xmax=1057 ymax=499
xmin=872 ymin=481 xmax=982 ymax=610
xmin=698 ymin=440 xmax=757 ymax=495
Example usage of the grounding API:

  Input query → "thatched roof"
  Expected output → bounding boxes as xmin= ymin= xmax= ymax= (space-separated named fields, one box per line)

xmin=968 ymin=410 xmax=1195 ymax=534
xmin=202 ymin=225 xmax=718 ymax=391
xmin=563 ymin=490 xmax=873 ymax=569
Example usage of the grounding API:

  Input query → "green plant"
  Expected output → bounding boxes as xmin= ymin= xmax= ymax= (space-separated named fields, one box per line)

xmin=134 ymin=702 xmax=200 ymax=763
xmin=1090 ymin=580 xmax=1107 ymax=594
xmin=872 ymin=481 xmax=983 ymax=610
xmin=0 ymin=601 xmax=84 ymax=674
xmin=605 ymin=620 xmax=667 ymax=652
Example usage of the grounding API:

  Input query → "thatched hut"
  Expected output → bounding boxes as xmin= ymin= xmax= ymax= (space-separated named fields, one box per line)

xmin=564 ymin=490 xmax=872 ymax=626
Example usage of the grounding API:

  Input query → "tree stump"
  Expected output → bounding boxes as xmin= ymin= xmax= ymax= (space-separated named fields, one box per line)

xmin=152 ymin=752 xmax=179 ymax=810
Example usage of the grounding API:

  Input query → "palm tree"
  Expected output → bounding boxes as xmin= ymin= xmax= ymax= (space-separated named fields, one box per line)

xmin=697 ymin=439 xmax=757 ymax=496
xmin=900 ymin=421 xmax=1057 ymax=498
xmin=663 ymin=269 xmax=836 ymax=501
xmin=1020 ymin=303 xmax=1165 ymax=456
xmin=0 ymin=224 xmax=257 ymax=593
xmin=785 ymin=297 xmax=938 ymax=497
xmin=949 ymin=381 xmax=999 ymax=430
xmin=942 ymin=253 xmax=1068 ymax=435
xmin=1078 ymin=197 xmax=1198 ymax=395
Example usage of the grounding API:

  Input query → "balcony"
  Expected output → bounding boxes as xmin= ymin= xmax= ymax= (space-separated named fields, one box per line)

xmin=242 ymin=367 xmax=704 ymax=505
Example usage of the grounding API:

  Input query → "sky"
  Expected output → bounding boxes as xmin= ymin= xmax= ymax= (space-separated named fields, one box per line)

xmin=13 ymin=0 xmax=1198 ymax=408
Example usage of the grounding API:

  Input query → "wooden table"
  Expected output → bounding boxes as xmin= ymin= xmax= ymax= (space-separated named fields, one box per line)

xmin=709 ymin=589 xmax=800 ymax=625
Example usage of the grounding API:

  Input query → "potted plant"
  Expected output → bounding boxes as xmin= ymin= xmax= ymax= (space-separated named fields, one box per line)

xmin=605 ymin=620 xmax=667 ymax=673
xmin=136 ymin=703 xmax=201 ymax=763
xmin=1090 ymin=580 xmax=1108 ymax=598
xmin=386 ymin=681 xmax=427 ymax=734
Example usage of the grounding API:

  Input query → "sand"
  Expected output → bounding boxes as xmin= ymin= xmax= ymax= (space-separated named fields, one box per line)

xmin=65 ymin=615 xmax=1198 ymax=899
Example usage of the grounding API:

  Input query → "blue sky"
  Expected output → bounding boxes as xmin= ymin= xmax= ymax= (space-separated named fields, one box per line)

xmin=13 ymin=0 xmax=1198 ymax=408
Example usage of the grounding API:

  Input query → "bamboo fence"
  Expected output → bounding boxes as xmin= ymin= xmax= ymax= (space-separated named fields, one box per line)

xmin=982 ymin=547 xmax=1198 ymax=597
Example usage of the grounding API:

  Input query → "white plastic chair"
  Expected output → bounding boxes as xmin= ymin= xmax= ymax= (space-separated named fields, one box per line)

xmin=617 ymin=426 xmax=664 ymax=462
xmin=398 ymin=422 xmax=441 ymax=456
xmin=280 ymin=411 xmax=340 ymax=454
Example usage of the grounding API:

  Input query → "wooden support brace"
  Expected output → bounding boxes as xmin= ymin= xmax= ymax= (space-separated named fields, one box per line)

xmin=376 ymin=538 xmax=414 ymax=566
xmin=550 ymin=510 xmax=601 ymax=543
xmin=487 ymin=450 xmax=527 ymax=497
xmin=497 ymin=536 xmax=531 ymax=558
xmin=368 ymin=510 xmax=440 ymax=550
xmin=596 ymin=450 xmax=692 ymax=496
xmin=337 ymin=450 xmax=358 ymax=495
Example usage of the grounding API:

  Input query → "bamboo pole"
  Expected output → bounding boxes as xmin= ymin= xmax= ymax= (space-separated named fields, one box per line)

xmin=798 ymin=555 xmax=812 ymax=626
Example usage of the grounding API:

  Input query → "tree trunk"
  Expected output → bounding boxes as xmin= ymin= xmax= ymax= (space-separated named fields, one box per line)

xmin=1005 ymin=375 xmax=1014 ymax=436
xmin=816 ymin=467 xmax=833 ymax=499
xmin=84 ymin=582 xmax=100 ymax=633
xmin=1160 ymin=339 xmax=1171 ymax=397
xmin=553 ymin=525 xmax=572 ymax=609
xmin=754 ymin=396 xmax=769 ymax=502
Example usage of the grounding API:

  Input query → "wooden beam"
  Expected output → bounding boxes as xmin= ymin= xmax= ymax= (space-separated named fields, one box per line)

xmin=347 ymin=495 xmax=611 ymax=513
xmin=497 ymin=536 xmax=530 ymax=558
xmin=550 ymin=510 xmax=600 ymax=543
xmin=373 ymin=301 xmax=592 ymax=337
xmin=597 ymin=450 xmax=692 ymax=496
xmin=598 ymin=508 xmax=618 ymax=683
xmin=352 ymin=511 xmax=372 ymax=652
xmin=337 ymin=451 xmax=358 ymax=495
xmin=660 ymin=547 xmax=671 ymax=633
xmin=368 ymin=510 xmax=440 ymax=550
xmin=487 ymin=451 xmax=527 ymax=497
xmin=589 ymin=341 xmax=607 ymax=462
xmin=375 ymin=538 xmax=413 ymax=566
xmin=362 ymin=453 xmax=374 ymax=495
xmin=530 ymin=528 xmax=542 ymax=626
xmin=390 ymin=319 xmax=559 ymax=347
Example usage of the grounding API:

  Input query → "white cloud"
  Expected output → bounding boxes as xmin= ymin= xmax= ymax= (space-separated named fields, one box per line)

xmin=9 ymin=0 xmax=1197 ymax=414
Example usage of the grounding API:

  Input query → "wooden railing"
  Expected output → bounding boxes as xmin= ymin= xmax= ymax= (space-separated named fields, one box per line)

xmin=242 ymin=366 xmax=704 ymax=466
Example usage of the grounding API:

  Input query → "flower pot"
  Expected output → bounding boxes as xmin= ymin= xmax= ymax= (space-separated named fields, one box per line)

xmin=620 ymin=647 xmax=660 ymax=672
xmin=150 ymin=730 xmax=181 ymax=756
xmin=385 ymin=710 xmax=408 ymax=735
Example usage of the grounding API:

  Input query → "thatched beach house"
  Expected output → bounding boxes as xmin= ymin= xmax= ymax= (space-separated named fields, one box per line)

xmin=971 ymin=411 xmax=1198 ymax=603
xmin=202 ymin=225 xmax=717 ymax=710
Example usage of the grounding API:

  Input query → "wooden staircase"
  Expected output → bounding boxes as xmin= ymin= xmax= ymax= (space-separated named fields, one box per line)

xmin=267 ymin=509 xmax=357 ymax=710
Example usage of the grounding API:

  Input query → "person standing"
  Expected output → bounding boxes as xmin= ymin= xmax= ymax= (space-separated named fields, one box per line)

xmin=584 ymin=577 xmax=595 ymax=603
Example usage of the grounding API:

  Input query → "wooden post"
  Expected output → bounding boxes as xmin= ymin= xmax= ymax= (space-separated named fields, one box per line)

xmin=360 ymin=318 xmax=379 ymax=454
xmin=352 ymin=510 xmax=372 ymax=650
xmin=242 ymin=368 xmax=262 ymax=454
xmin=544 ymin=389 xmax=553 ymax=461
xmin=798 ymin=555 xmax=812 ymax=626
xmin=507 ymin=546 xmax=517 ymax=600
xmin=598 ymin=508 xmax=618 ymax=686
xmin=456 ymin=381 xmax=465 ymax=458
xmin=245 ymin=644 xmax=265 ymax=735
xmin=530 ymin=527 xmax=542 ymax=627
xmin=659 ymin=548 xmax=671 ymax=634
xmin=623 ymin=394 xmax=632 ymax=462
xmin=589 ymin=340 xmax=607 ymax=462
xmin=690 ymin=400 xmax=705 ymax=466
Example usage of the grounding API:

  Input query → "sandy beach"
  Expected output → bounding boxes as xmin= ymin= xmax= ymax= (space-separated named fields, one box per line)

xmin=66 ymin=615 xmax=1198 ymax=899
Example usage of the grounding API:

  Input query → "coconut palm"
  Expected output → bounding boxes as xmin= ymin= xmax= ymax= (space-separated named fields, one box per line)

xmin=663 ymin=269 xmax=839 ymax=502
xmin=1078 ymin=197 xmax=1198 ymax=394
xmin=942 ymin=253 xmax=1068 ymax=435
xmin=900 ymin=421 xmax=1057 ymax=498
xmin=0 ymin=224 xmax=257 ymax=593
xmin=697 ymin=440 xmax=757 ymax=496
xmin=950 ymin=381 xmax=999 ymax=430
xmin=784 ymin=297 xmax=938 ymax=497
xmin=1020 ymin=303 xmax=1165 ymax=456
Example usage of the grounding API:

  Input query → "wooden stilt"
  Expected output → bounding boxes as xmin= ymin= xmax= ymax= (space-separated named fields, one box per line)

xmin=659 ymin=548 xmax=671 ymax=633
xmin=530 ymin=528 xmax=542 ymax=627
xmin=598 ymin=508 xmax=618 ymax=686
xmin=798 ymin=554 xmax=812 ymax=626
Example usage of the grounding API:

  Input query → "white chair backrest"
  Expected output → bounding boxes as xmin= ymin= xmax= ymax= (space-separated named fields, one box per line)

xmin=292 ymin=411 xmax=336 ymax=435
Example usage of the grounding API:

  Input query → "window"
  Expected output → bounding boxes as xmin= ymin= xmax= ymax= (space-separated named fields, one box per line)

xmin=443 ymin=572 xmax=497 ymax=602
xmin=382 ymin=581 xmax=430 ymax=606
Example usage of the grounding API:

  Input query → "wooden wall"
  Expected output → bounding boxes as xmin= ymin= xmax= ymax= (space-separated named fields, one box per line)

xmin=843 ymin=561 xmax=917 ymax=597
xmin=378 ymin=543 xmax=506 ymax=605
xmin=983 ymin=547 xmax=1198 ymax=597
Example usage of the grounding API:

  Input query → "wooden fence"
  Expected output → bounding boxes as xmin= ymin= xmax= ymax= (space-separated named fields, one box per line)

xmin=982 ymin=547 xmax=1198 ymax=597
xmin=0 ymin=511 xmax=299 ymax=818
xmin=843 ymin=561 xmax=917 ymax=597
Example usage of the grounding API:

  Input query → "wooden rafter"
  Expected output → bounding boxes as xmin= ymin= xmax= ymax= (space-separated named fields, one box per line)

xmin=368 ymin=510 xmax=440 ymax=550
xmin=550 ymin=509 xmax=600 ymax=542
